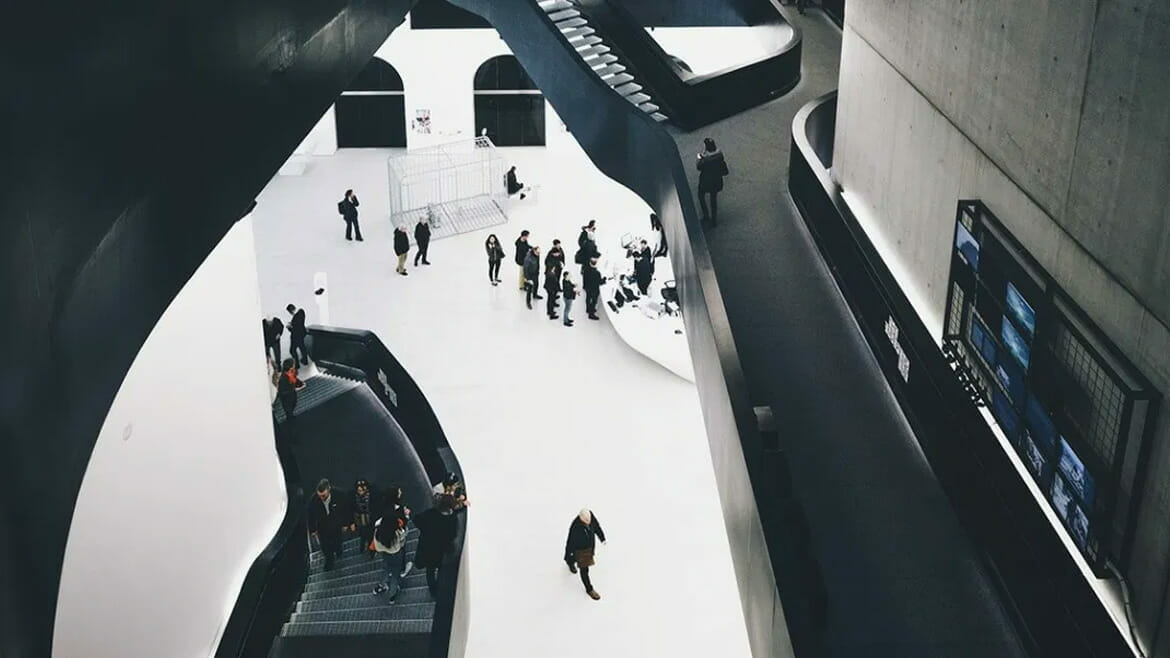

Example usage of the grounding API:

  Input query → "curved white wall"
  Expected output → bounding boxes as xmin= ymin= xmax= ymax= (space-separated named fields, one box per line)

xmin=53 ymin=217 xmax=286 ymax=658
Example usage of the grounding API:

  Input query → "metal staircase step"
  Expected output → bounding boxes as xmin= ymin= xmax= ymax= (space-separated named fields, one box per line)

xmin=280 ymin=619 xmax=433 ymax=637
xmin=547 ymin=8 xmax=581 ymax=21
xmin=605 ymin=73 xmax=635 ymax=87
xmin=560 ymin=26 xmax=595 ymax=40
xmin=290 ymin=603 xmax=436 ymax=625
xmin=297 ymin=587 xmax=432 ymax=613
xmin=586 ymin=53 xmax=618 ymax=67
xmin=553 ymin=17 xmax=585 ymax=30
xmin=625 ymin=92 xmax=651 ymax=105
xmin=613 ymin=82 xmax=643 ymax=96
xmin=538 ymin=0 xmax=574 ymax=10
xmin=577 ymin=44 xmax=611 ymax=59
xmin=303 ymin=568 xmax=428 ymax=596
xmin=572 ymin=35 xmax=603 ymax=49
xmin=592 ymin=63 xmax=626 ymax=79
xmin=308 ymin=546 xmax=419 ymax=582
xmin=650 ymin=112 xmax=669 ymax=122
xmin=638 ymin=102 xmax=661 ymax=113
xmin=310 ymin=528 xmax=418 ymax=560
xmin=309 ymin=536 xmax=418 ymax=570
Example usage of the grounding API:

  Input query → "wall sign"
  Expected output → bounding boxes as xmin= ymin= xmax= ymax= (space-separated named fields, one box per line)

xmin=378 ymin=369 xmax=398 ymax=407
xmin=884 ymin=315 xmax=911 ymax=383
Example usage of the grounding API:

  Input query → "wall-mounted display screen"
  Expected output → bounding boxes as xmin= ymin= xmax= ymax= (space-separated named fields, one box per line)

xmin=1024 ymin=395 xmax=1057 ymax=453
xmin=1058 ymin=438 xmax=1096 ymax=508
xmin=1022 ymin=431 xmax=1048 ymax=480
xmin=955 ymin=221 xmax=980 ymax=270
xmin=1051 ymin=475 xmax=1091 ymax=551
xmin=1006 ymin=282 xmax=1036 ymax=339
xmin=1001 ymin=317 xmax=1030 ymax=369
xmin=991 ymin=389 xmax=1020 ymax=441
xmin=970 ymin=316 xmax=996 ymax=368
xmin=996 ymin=357 xmax=1026 ymax=403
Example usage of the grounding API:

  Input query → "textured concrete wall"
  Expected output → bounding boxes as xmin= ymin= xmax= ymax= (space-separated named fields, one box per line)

xmin=833 ymin=25 xmax=1170 ymax=654
xmin=844 ymin=0 xmax=1170 ymax=332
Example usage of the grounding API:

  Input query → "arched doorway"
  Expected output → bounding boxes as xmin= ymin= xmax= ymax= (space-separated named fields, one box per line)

xmin=335 ymin=58 xmax=407 ymax=148
xmin=473 ymin=55 xmax=546 ymax=147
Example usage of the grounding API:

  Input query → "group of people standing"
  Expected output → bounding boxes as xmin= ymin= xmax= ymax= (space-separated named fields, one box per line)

xmin=308 ymin=473 xmax=469 ymax=602
xmin=491 ymin=220 xmax=607 ymax=325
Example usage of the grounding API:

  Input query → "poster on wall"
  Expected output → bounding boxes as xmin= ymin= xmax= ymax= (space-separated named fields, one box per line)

xmin=413 ymin=109 xmax=432 ymax=134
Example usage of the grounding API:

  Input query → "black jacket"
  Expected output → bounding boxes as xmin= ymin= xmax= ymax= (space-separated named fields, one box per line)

xmin=308 ymin=492 xmax=351 ymax=539
xmin=340 ymin=196 xmax=359 ymax=220
xmin=583 ymin=265 xmax=603 ymax=293
xmin=394 ymin=229 xmax=410 ymax=256
xmin=514 ymin=238 xmax=530 ymax=265
xmin=562 ymin=278 xmax=577 ymax=300
xmin=263 ymin=318 xmax=283 ymax=345
xmin=415 ymin=222 xmax=431 ymax=244
xmin=546 ymin=247 xmax=565 ymax=272
xmin=523 ymin=251 xmax=541 ymax=282
xmin=697 ymin=150 xmax=728 ymax=192
xmin=486 ymin=240 xmax=505 ymax=263
xmin=577 ymin=228 xmax=591 ymax=249
xmin=506 ymin=169 xmax=522 ymax=195
xmin=289 ymin=308 xmax=306 ymax=338
xmin=544 ymin=267 xmax=561 ymax=292
xmin=640 ymin=246 xmax=654 ymax=274
xmin=564 ymin=512 xmax=606 ymax=561
xmin=413 ymin=507 xmax=458 ymax=569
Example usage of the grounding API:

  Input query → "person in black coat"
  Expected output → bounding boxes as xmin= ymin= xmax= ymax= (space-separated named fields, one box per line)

xmin=485 ymin=233 xmax=505 ymax=285
xmin=352 ymin=479 xmax=383 ymax=558
xmin=414 ymin=215 xmax=432 ymax=266
xmin=309 ymin=479 xmax=354 ymax=570
xmin=415 ymin=477 xmax=469 ymax=596
xmin=514 ymin=230 xmax=531 ymax=291
xmin=575 ymin=222 xmax=600 ymax=275
xmin=275 ymin=358 xmax=304 ymax=422
xmin=561 ymin=271 xmax=577 ymax=327
xmin=394 ymin=226 xmax=410 ymax=276
xmin=582 ymin=257 xmax=604 ymax=320
xmin=338 ymin=189 xmax=362 ymax=241
xmin=505 ymin=166 xmax=526 ymax=198
xmin=524 ymin=246 xmax=543 ymax=310
xmin=286 ymin=304 xmax=309 ymax=365
xmin=696 ymin=137 xmax=729 ymax=224
xmin=262 ymin=317 xmax=284 ymax=365
xmin=634 ymin=239 xmax=654 ymax=295
xmin=650 ymin=213 xmax=668 ymax=257
xmin=544 ymin=261 xmax=561 ymax=320
xmin=564 ymin=508 xmax=606 ymax=600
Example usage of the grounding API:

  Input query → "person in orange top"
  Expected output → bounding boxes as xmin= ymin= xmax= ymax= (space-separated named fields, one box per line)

xmin=276 ymin=358 xmax=305 ymax=421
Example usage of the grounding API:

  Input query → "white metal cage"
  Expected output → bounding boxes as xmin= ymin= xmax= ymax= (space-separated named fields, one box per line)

xmin=386 ymin=136 xmax=509 ymax=239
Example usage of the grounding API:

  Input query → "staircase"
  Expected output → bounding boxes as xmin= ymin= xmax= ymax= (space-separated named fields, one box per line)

xmin=537 ymin=0 xmax=669 ymax=123
xmin=269 ymin=529 xmax=433 ymax=657
xmin=273 ymin=371 xmax=361 ymax=423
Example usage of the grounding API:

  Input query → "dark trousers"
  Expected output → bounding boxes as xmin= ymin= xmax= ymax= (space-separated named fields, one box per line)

xmin=320 ymin=532 xmax=343 ymax=568
xmin=636 ymin=277 xmax=650 ymax=296
xmin=427 ymin=567 xmax=439 ymax=594
xmin=526 ymin=278 xmax=540 ymax=308
xmin=546 ymin=289 xmax=559 ymax=316
xmin=585 ymin=289 xmax=600 ymax=316
xmin=358 ymin=523 xmax=375 ymax=554
xmin=488 ymin=259 xmax=501 ymax=281
xmin=266 ymin=340 xmax=281 ymax=366
xmin=414 ymin=240 xmax=430 ymax=265
xmin=567 ymin=558 xmax=593 ymax=592
xmin=698 ymin=189 xmax=719 ymax=223
xmin=280 ymin=395 xmax=296 ymax=421
xmin=290 ymin=335 xmax=309 ymax=364
xmin=344 ymin=216 xmax=363 ymax=240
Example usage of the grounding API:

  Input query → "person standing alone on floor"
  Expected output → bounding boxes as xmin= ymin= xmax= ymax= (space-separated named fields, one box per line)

xmin=524 ymin=245 xmax=543 ymax=310
xmin=338 ymin=189 xmax=362 ymax=241
xmin=309 ymin=479 xmax=353 ymax=571
xmin=515 ymin=230 xmax=531 ymax=291
xmin=485 ymin=234 xmax=505 ymax=285
xmin=394 ymin=225 xmax=410 ymax=276
xmin=414 ymin=214 xmax=432 ymax=266
xmin=583 ymin=256 xmax=604 ymax=321
xmin=286 ymin=304 xmax=309 ymax=365
xmin=696 ymin=137 xmax=729 ymax=225
xmin=564 ymin=508 xmax=606 ymax=600
xmin=561 ymin=271 xmax=577 ymax=327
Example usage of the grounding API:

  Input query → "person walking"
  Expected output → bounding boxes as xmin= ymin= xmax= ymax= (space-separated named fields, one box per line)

xmin=309 ymin=479 xmax=354 ymax=571
xmin=338 ymin=189 xmax=363 ymax=241
xmin=275 ymin=358 xmax=305 ymax=421
xmin=544 ymin=261 xmax=561 ymax=320
xmin=485 ymin=234 xmax=505 ymax=285
xmin=650 ymin=212 xmax=668 ymax=257
xmin=394 ymin=225 xmax=410 ymax=276
xmin=415 ymin=472 xmax=469 ymax=597
xmin=514 ymin=230 xmax=531 ymax=291
xmin=583 ymin=257 xmax=604 ymax=320
xmin=262 ymin=316 xmax=284 ymax=365
xmin=561 ymin=271 xmax=577 ymax=327
xmin=524 ymin=245 xmax=543 ymax=310
xmin=352 ymin=479 xmax=381 ymax=559
xmin=373 ymin=485 xmax=412 ymax=602
xmin=564 ymin=508 xmax=606 ymax=601
xmin=696 ymin=137 xmax=729 ymax=225
xmin=286 ymin=304 xmax=309 ymax=365
xmin=414 ymin=215 xmax=432 ymax=266
xmin=634 ymin=239 xmax=654 ymax=296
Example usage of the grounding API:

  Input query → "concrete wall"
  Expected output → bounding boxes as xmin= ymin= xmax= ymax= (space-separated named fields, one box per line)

xmin=833 ymin=9 xmax=1170 ymax=653
xmin=52 ymin=218 xmax=285 ymax=658
xmin=843 ymin=0 xmax=1170 ymax=331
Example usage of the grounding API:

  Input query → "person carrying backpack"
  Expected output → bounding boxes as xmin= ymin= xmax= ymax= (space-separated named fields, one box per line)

xmin=338 ymin=189 xmax=362 ymax=241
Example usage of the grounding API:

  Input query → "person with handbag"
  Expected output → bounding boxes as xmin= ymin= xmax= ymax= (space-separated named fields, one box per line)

xmin=563 ymin=508 xmax=607 ymax=600
xmin=352 ymin=479 xmax=382 ymax=559
xmin=372 ymin=485 xmax=412 ymax=602
xmin=696 ymin=137 xmax=729 ymax=225
xmin=485 ymin=234 xmax=505 ymax=285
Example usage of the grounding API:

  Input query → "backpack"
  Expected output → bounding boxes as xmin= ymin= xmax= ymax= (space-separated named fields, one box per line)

xmin=574 ymin=248 xmax=586 ymax=265
xmin=337 ymin=200 xmax=346 ymax=216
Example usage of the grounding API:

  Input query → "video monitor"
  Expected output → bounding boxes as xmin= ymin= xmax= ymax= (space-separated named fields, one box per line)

xmin=1005 ymin=282 xmax=1036 ymax=339
xmin=1024 ymin=395 xmax=1057 ymax=454
xmin=955 ymin=221 xmax=980 ymax=270
xmin=1066 ymin=499 xmax=1091 ymax=551
xmin=1051 ymin=473 xmax=1075 ymax=523
xmin=991 ymin=390 xmax=1020 ymax=441
xmin=1058 ymin=438 xmax=1096 ymax=508
xmin=995 ymin=357 xmax=1026 ymax=403
xmin=1021 ymin=431 xmax=1048 ymax=481
xmin=969 ymin=316 xmax=997 ymax=368
xmin=1001 ymin=316 xmax=1030 ymax=369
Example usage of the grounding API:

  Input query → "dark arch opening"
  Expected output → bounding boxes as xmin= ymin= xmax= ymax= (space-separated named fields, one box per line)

xmin=473 ymin=55 xmax=538 ymax=91
xmin=336 ymin=57 xmax=407 ymax=148
xmin=347 ymin=56 xmax=405 ymax=91
xmin=473 ymin=55 xmax=544 ymax=146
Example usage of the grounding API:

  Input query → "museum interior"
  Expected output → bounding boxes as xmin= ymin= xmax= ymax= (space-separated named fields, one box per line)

xmin=5 ymin=0 xmax=1170 ymax=657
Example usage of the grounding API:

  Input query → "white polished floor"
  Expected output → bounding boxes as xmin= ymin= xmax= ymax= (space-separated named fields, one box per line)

xmin=250 ymin=136 xmax=751 ymax=658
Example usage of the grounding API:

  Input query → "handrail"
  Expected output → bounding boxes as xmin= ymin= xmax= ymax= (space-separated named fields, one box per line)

xmin=565 ymin=0 xmax=801 ymax=129
xmin=215 ymin=423 xmax=307 ymax=658
xmin=306 ymin=326 xmax=468 ymax=658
